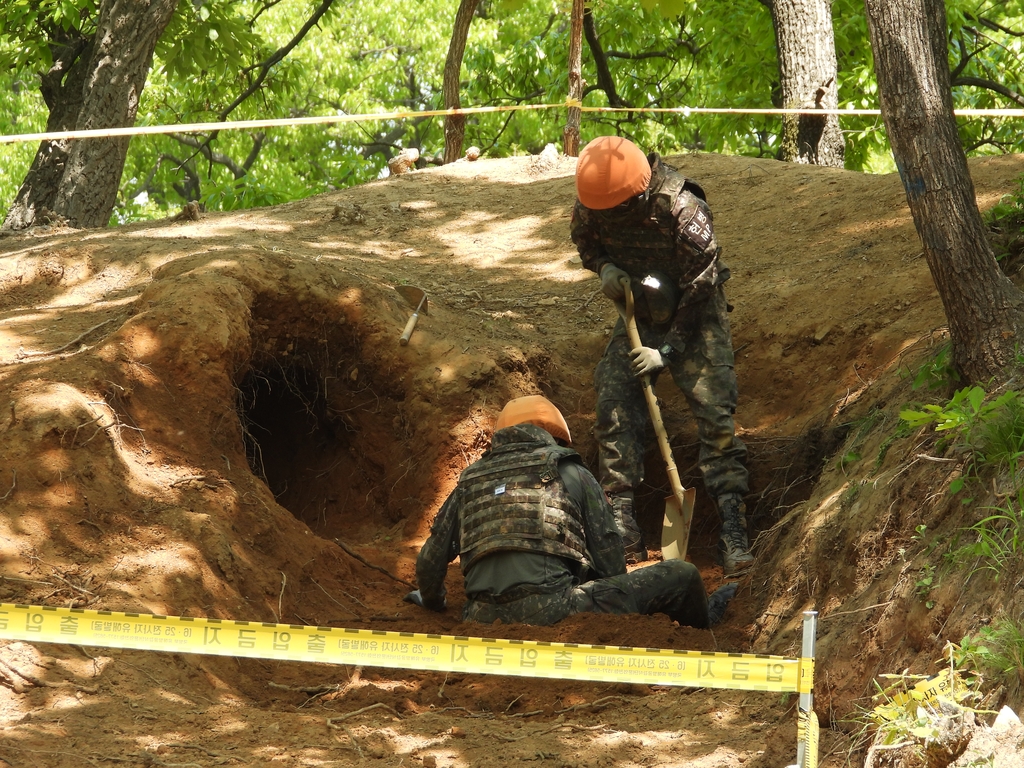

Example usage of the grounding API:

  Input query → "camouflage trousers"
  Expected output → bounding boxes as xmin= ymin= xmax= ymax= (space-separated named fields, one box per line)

xmin=462 ymin=560 xmax=711 ymax=628
xmin=594 ymin=286 xmax=748 ymax=500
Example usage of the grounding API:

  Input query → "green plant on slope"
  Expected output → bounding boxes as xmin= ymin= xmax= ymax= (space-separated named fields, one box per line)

xmin=901 ymin=386 xmax=1018 ymax=437
xmin=985 ymin=175 xmax=1024 ymax=226
xmin=900 ymin=385 xmax=1022 ymax=494
xmin=968 ymin=388 xmax=1024 ymax=476
xmin=908 ymin=343 xmax=961 ymax=392
xmin=953 ymin=617 xmax=1024 ymax=696
xmin=915 ymin=564 xmax=936 ymax=609
xmin=948 ymin=489 xmax=1024 ymax=577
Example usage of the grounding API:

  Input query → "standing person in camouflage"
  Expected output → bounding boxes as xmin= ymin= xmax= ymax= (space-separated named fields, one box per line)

xmin=570 ymin=135 xmax=753 ymax=576
xmin=404 ymin=395 xmax=737 ymax=627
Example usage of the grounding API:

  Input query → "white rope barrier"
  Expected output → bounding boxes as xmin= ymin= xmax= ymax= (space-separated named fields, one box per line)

xmin=1 ymin=100 xmax=1021 ymax=145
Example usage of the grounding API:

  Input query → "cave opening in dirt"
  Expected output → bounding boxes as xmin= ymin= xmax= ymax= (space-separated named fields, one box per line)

xmin=238 ymin=360 xmax=347 ymax=532
xmin=229 ymin=288 xmax=432 ymax=543
xmin=235 ymin=338 xmax=421 ymax=545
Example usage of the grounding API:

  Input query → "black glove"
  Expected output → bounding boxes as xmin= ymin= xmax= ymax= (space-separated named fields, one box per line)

xmin=404 ymin=589 xmax=446 ymax=612
xmin=599 ymin=264 xmax=629 ymax=300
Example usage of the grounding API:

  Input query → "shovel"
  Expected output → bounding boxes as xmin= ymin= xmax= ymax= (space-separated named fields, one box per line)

xmin=396 ymin=285 xmax=428 ymax=346
xmin=620 ymin=277 xmax=697 ymax=562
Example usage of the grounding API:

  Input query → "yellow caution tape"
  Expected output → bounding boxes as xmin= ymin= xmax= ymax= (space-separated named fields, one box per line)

xmin=872 ymin=668 xmax=968 ymax=722
xmin=0 ymin=602 xmax=803 ymax=691
xmin=797 ymin=709 xmax=820 ymax=768
xmin=799 ymin=656 xmax=814 ymax=694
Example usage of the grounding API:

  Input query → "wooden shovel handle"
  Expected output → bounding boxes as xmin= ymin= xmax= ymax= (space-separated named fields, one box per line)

xmin=399 ymin=312 xmax=420 ymax=346
xmin=399 ymin=294 xmax=427 ymax=346
xmin=622 ymin=277 xmax=693 ymax=558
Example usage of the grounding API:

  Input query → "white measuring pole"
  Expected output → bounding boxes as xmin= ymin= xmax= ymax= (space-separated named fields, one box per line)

xmin=796 ymin=610 xmax=819 ymax=768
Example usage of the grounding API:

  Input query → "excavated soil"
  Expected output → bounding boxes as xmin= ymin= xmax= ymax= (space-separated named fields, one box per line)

xmin=2 ymin=150 xmax=1024 ymax=767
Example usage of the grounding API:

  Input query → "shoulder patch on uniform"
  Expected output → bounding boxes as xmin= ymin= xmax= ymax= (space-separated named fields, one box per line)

xmin=681 ymin=205 xmax=714 ymax=252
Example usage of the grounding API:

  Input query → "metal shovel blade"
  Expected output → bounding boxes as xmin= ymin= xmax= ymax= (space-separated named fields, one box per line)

xmin=396 ymin=285 xmax=428 ymax=315
xmin=661 ymin=486 xmax=696 ymax=561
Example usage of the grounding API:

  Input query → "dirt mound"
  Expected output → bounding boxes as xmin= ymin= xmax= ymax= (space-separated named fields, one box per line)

xmin=1 ymin=150 xmax=1024 ymax=767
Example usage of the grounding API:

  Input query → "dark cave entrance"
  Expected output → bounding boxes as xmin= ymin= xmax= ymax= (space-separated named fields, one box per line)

xmin=236 ymin=346 xmax=416 ymax=543
xmin=238 ymin=361 xmax=350 ymax=534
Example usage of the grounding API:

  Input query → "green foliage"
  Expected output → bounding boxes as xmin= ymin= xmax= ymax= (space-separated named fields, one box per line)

xmin=954 ymin=616 xmax=1024 ymax=689
xmin=948 ymin=489 xmax=1024 ymax=575
xmin=157 ymin=2 xmax=263 ymax=87
xmin=836 ymin=451 xmax=861 ymax=472
xmin=900 ymin=384 xmax=1024 ymax=496
xmin=0 ymin=0 xmax=100 ymax=70
xmin=900 ymin=386 xmax=1017 ymax=438
xmin=915 ymin=564 xmax=936 ymax=608
xmin=908 ymin=344 xmax=960 ymax=392
xmin=899 ymin=380 xmax=1024 ymax=578
xmin=986 ymin=175 xmax=1024 ymax=224
xmin=2 ymin=0 xmax=1024 ymax=222
xmin=947 ymin=1 xmax=1024 ymax=159
xmin=969 ymin=393 xmax=1024 ymax=475
xmin=0 ymin=70 xmax=44 ymax=205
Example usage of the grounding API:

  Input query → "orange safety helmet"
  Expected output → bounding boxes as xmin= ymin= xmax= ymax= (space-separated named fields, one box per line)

xmin=494 ymin=395 xmax=572 ymax=445
xmin=575 ymin=136 xmax=652 ymax=210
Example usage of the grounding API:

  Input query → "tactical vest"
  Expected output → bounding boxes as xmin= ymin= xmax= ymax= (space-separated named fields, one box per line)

xmin=586 ymin=163 xmax=716 ymax=287
xmin=457 ymin=434 xmax=589 ymax=573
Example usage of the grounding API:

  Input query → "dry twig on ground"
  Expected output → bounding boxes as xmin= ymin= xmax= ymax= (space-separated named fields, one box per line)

xmin=333 ymin=538 xmax=415 ymax=589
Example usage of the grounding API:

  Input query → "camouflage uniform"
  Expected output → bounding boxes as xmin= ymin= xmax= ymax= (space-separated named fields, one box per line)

xmin=571 ymin=153 xmax=750 ymax=569
xmin=415 ymin=423 xmax=713 ymax=627
xmin=593 ymin=288 xmax=747 ymax=500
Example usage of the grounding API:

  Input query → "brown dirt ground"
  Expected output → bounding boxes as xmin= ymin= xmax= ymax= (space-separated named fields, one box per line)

xmin=2 ymin=150 xmax=1024 ymax=767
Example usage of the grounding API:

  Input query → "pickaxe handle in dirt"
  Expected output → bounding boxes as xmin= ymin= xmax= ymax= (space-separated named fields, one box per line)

xmin=399 ymin=293 xmax=427 ymax=346
xmin=621 ymin=277 xmax=696 ymax=561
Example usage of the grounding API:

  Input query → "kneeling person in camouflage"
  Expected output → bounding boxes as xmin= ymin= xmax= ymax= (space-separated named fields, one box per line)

xmin=405 ymin=395 xmax=736 ymax=627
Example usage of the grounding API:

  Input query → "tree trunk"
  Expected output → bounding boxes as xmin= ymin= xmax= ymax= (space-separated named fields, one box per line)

xmin=767 ymin=0 xmax=844 ymax=167
xmin=562 ymin=0 xmax=585 ymax=157
xmin=2 ymin=38 xmax=92 ymax=230
xmin=442 ymin=0 xmax=479 ymax=164
xmin=52 ymin=0 xmax=181 ymax=229
xmin=865 ymin=0 xmax=1024 ymax=383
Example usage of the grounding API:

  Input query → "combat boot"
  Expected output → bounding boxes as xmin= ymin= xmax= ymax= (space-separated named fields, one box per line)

xmin=716 ymin=493 xmax=754 ymax=576
xmin=707 ymin=582 xmax=738 ymax=626
xmin=609 ymin=493 xmax=648 ymax=564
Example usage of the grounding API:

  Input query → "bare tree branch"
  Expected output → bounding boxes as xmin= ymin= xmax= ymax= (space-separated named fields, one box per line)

xmin=219 ymin=0 xmax=338 ymax=122
xmin=241 ymin=133 xmax=266 ymax=173
xmin=948 ymin=35 xmax=977 ymax=81
xmin=170 ymin=133 xmax=247 ymax=178
xmin=167 ymin=132 xmax=266 ymax=181
xmin=965 ymin=13 xmax=1024 ymax=37
xmin=583 ymin=7 xmax=632 ymax=109
xmin=605 ymin=49 xmax=676 ymax=61
xmin=952 ymin=75 xmax=1024 ymax=108
xmin=251 ymin=0 xmax=288 ymax=25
